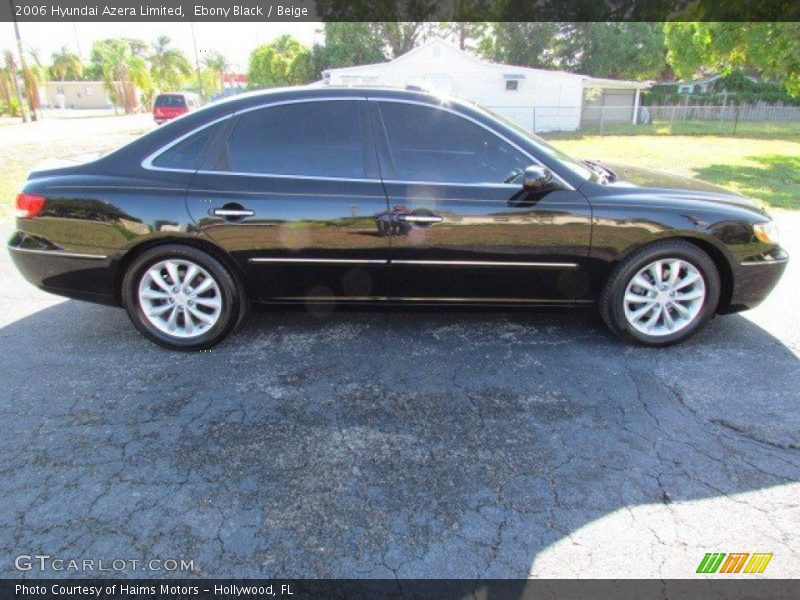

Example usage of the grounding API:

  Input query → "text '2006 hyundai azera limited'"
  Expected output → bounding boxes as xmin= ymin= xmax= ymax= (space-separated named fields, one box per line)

xmin=8 ymin=87 xmax=788 ymax=349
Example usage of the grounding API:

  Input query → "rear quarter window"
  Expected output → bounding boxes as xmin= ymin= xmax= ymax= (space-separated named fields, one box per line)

xmin=150 ymin=120 xmax=226 ymax=170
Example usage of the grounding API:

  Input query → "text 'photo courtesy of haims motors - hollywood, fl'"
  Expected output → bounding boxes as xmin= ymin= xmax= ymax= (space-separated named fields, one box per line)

xmin=0 ymin=0 xmax=799 ymax=599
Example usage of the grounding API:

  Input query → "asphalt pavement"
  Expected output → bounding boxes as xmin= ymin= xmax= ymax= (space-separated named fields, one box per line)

xmin=1 ymin=213 xmax=798 ymax=579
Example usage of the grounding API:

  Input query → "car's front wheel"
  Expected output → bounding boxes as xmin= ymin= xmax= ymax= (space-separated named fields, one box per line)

xmin=599 ymin=240 xmax=721 ymax=346
xmin=122 ymin=245 xmax=246 ymax=350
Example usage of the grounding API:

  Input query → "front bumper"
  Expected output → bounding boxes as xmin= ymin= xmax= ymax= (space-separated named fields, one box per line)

xmin=7 ymin=231 xmax=118 ymax=306
xmin=723 ymin=249 xmax=789 ymax=314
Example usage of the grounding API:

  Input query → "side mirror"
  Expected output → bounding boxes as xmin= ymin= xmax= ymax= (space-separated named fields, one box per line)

xmin=522 ymin=165 xmax=556 ymax=192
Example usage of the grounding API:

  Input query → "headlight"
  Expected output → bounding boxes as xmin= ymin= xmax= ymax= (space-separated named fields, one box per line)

xmin=754 ymin=221 xmax=780 ymax=244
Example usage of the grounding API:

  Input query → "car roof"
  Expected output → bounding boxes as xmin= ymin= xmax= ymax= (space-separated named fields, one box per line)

xmin=208 ymin=85 xmax=468 ymax=112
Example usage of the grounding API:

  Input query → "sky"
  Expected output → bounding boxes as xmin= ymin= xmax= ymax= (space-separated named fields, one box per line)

xmin=1 ymin=21 xmax=323 ymax=73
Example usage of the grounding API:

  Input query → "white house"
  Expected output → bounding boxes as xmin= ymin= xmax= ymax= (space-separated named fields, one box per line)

xmin=322 ymin=39 xmax=652 ymax=132
xmin=44 ymin=81 xmax=113 ymax=110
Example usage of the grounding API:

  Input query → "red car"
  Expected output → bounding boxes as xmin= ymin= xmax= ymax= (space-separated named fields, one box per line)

xmin=153 ymin=92 xmax=200 ymax=124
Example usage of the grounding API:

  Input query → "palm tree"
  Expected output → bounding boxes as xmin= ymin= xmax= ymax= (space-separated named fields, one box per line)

xmin=93 ymin=39 xmax=152 ymax=113
xmin=51 ymin=46 xmax=83 ymax=81
xmin=202 ymin=51 xmax=230 ymax=93
xmin=149 ymin=35 xmax=191 ymax=92
xmin=22 ymin=58 xmax=45 ymax=114
xmin=2 ymin=49 xmax=25 ymax=118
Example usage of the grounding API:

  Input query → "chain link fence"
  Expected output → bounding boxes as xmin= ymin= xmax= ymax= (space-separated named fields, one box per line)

xmin=489 ymin=104 xmax=800 ymax=137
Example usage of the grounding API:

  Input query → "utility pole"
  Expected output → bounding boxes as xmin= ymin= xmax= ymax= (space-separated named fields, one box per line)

xmin=9 ymin=0 xmax=29 ymax=122
xmin=190 ymin=22 xmax=203 ymax=99
xmin=73 ymin=23 xmax=83 ymax=59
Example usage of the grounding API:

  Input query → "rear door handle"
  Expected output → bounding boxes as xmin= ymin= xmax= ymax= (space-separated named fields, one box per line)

xmin=396 ymin=214 xmax=444 ymax=224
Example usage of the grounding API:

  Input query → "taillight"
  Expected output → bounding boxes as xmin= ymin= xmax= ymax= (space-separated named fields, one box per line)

xmin=15 ymin=193 xmax=46 ymax=218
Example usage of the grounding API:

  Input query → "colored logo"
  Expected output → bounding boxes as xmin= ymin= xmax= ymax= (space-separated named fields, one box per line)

xmin=696 ymin=553 xmax=773 ymax=574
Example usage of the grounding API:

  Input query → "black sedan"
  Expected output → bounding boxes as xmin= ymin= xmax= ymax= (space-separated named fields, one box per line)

xmin=8 ymin=87 xmax=788 ymax=349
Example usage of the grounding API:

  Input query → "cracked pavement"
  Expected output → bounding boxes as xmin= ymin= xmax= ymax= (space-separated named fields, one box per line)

xmin=1 ymin=213 xmax=798 ymax=579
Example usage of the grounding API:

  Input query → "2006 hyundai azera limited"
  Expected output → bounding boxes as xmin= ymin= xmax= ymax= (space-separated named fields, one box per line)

xmin=8 ymin=87 xmax=789 ymax=349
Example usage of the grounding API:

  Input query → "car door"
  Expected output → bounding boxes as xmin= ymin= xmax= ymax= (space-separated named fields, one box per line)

xmin=184 ymin=97 xmax=391 ymax=302
xmin=372 ymin=99 xmax=593 ymax=303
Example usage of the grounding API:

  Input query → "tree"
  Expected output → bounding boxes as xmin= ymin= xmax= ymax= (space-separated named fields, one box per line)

xmin=91 ymin=39 xmax=152 ymax=113
xmin=664 ymin=22 xmax=800 ymax=97
xmin=554 ymin=23 xmax=667 ymax=80
xmin=439 ymin=22 xmax=489 ymax=52
xmin=22 ymin=50 xmax=46 ymax=114
xmin=375 ymin=23 xmax=433 ymax=58
xmin=248 ymin=35 xmax=314 ymax=89
xmin=202 ymin=51 xmax=230 ymax=93
xmin=478 ymin=23 xmax=559 ymax=68
xmin=51 ymin=46 xmax=83 ymax=81
xmin=313 ymin=23 xmax=386 ymax=72
xmin=2 ymin=50 xmax=25 ymax=118
xmin=478 ymin=22 xmax=666 ymax=80
xmin=149 ymin=35 xmax=191 ymax=92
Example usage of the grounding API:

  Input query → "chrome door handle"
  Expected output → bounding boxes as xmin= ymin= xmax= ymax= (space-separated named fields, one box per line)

xmin=395 ymin=214 xmax=444 ymax=223
xmin=212 ymin=208 xmax=255 ymax=217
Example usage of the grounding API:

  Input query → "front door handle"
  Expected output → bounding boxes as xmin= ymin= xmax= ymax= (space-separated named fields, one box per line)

xmin=395 ymin=214 xmax=444 ymax=224
xmin=212 ymin=208 xmax=255 ymax=218
xmin=210 ymin=202 xmax=255 ymax=221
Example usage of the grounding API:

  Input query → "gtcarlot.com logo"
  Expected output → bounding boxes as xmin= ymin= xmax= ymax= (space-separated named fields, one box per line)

xmin=697 ymin=552 xmax=773 ymax=574
xmin=15 ymin=554 xmax=194 ymax=573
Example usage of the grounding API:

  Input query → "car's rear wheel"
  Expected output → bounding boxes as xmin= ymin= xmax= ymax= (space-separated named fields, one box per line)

xmin=599 ymin=240 xmax=721 ymax=346
xmin=122 ymin=245 xmax=245 ymax=350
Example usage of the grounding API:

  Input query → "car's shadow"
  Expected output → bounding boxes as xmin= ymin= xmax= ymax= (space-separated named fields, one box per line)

xmin=1 ymin=301 xmax=798 ymax=583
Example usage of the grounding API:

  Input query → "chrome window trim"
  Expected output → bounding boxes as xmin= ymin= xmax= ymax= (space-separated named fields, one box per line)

xmin=143 ymin=97 xmax=367 ymax=173
xmin=141 ymin=114 xmax=234 ymax=172
xmin=8 ymin=245 xmax=107 ymax=260
xmin=370 ymin=97 xmax=576 ymax=191
xmin=382 ymin=180 xmax=523 ymax=189
xmin=195 ymin=169 xmax=382 ymax=184
xmin=142 ymin=94 xmax=575 ymax=191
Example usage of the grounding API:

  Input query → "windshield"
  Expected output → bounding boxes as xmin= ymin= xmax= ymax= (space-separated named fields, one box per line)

xmin=478 ymin=105 xmax=593 ymax=181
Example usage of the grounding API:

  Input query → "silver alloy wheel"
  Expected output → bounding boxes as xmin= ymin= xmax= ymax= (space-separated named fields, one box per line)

xmin=138 ymin=259 xmax=223 ymax=339
xmin=622 ymin=258 xmax=706 ymax=337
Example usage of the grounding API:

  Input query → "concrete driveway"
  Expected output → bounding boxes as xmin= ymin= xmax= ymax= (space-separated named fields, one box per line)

xmin=1 ymin=213 xmax=798 ymax=579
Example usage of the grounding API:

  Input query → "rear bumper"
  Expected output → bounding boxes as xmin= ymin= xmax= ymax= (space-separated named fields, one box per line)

xmin=722 ymin=251 xmax=789 ymax=314
xmin=7 ymin=232 xmax=119 ymax=306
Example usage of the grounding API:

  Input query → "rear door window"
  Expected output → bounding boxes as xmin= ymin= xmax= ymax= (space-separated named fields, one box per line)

xmin=223 ymin=100 xmax=366 ymax=179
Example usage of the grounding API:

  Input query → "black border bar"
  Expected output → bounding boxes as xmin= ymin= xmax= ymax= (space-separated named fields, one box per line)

xmin=2 ymin=0 xmax=800 ymax=22
xmin=3 ymin=579 xmax=800 ymax=600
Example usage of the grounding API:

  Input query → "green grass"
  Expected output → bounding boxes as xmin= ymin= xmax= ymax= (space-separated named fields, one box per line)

xmin=547 ymin=119 xmax=800 ymax=139
xmin=548 ymin=132 xmax=800 ymax=210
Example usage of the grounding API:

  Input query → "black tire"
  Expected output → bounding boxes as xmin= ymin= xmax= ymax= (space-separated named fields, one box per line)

xmin=122 ymin=244 xmax=246 ymax=350
xmin=599 ymin=240 xmax=721 ymax=346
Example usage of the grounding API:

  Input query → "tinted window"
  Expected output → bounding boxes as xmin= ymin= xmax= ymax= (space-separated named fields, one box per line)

xmin=152 ymin=120 xmax=224 ymax=170
xmin=378 ymin=102 xmax=529 ymax=184
xmin=225 ymin=101 xmax=365 ymax=178
xmin=155 ymin=94 xmax=187 ymax=108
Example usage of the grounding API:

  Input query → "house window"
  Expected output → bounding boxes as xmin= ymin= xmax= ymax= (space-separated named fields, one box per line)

xmin=505 ymin=80 xmax=518 ymax=92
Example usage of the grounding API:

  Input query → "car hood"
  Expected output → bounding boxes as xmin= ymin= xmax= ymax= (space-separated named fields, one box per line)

xmin=591 ymin=160 xmax=765 ymax=214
